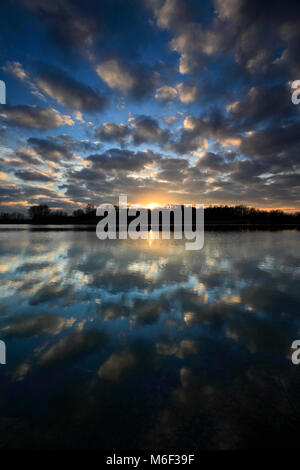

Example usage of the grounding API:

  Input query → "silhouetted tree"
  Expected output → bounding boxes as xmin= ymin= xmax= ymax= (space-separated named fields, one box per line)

xmin=85 ymin=204 xmax=96 ymax=217
xmin=73 ymin=209 xmax=84 ymax=218
xmin=28 ymin=204 xmax=51 ymax=220
xmin=51 ymin=210 xmax=68 ymax=218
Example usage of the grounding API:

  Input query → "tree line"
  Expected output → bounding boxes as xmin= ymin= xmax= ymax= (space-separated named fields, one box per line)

xmin=0 ymin=203 xmax=299 ymax=225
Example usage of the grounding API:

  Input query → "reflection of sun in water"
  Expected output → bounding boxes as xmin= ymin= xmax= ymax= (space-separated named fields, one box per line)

xmin=145 ymin=204 xmax=160 ymax=247
xmin=148 ymin=229 xmax=154 ymax=247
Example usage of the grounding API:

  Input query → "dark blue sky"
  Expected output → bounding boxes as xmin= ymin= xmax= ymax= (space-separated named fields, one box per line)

xmin=0 ymin=0 xmax=299 ymax=212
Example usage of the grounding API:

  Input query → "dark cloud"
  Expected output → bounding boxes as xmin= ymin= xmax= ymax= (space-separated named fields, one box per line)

xmin=36 ymin=66 xmax=108 ymax=112
xmin=13 ymin=148 xmax=42 ymax=166
xmin=14 ymin=170 xmax=53 ymax=182
xmin=149 ymin=0 xmax=300 ymax=79
xmin=28 ymin=137 xmax=73 ymax=162
xmin=50 ymin=134 xmax=102 ymax=153
xmin=131 ymin=115 xmax=170 ymax=145
xmin=95 ymin=116 xmax=170 ymax=147
xmin=227 ymin=84 xmax=298 ymax=128
xmin=197 ymin=151 xmax=235 ymax=173
xmin=96 ymin=122 xmax=131 ymax=144
xmin=158 ymin=157 xmax=189 ymax=170
xmin=0 ymin=105 xmax=73 ymax=129
xmin=17 ymin=0 xmax=158 ymax=65
xmin=96 ymin=59 xmax=159 ymax=99
xmin=240 ymin=122 xmax=300 ymax=161
xmin=87 ymin=148 xmax=158 ymax=172
xmin=18 ymin=0 xmax=100 ymax=52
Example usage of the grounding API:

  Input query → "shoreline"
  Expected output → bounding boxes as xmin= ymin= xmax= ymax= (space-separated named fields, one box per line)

xmin=0 ymin=222 xmax=299 ymax=231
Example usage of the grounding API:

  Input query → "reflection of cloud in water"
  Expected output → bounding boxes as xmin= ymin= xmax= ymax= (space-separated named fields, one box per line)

xmin=29 ymin=282 xmax=74 ymax=306
xmin=0 ymin=229 xmax=299 ymax=448
xmin=98 ymin=350 xmax=136 ymax=381
xmin=39 ymin=330 xmax=108 ymax=368
xmin=156 ymin=339 xmax=198 ymax=359
xmin=1 ymin=313 xmax=75 ymax=337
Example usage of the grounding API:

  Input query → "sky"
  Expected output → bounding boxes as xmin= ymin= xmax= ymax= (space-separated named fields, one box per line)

xmin=0 ymin=0 xmax=299 ymax=213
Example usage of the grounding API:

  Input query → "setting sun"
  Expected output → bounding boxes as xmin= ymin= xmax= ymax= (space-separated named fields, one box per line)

xmin=145 ymin=203 xmax=160 ymax=210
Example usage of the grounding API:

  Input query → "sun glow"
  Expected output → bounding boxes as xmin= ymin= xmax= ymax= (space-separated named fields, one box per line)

xmin=146 ymin=203 xmax=160 ymax=210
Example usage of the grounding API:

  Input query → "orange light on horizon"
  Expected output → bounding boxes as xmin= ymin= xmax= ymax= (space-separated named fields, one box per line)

xmin=2 ymin=201 xmax=29 ymax=207
xmin=145 ymin=202 xmax=161 ymax=210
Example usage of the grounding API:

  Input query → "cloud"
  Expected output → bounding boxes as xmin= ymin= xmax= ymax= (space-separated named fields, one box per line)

xmin=28 ymin=137 xmax=73 ymax=162
xmin=2 ymin=61 xmax=28 ymax=81
xmin=196 ymin=151 xmax=235 ymax=173
xmin=150 ymin=0 xmax=191 ymax=30
xmin=18 ymin=0 xmax=100 ymax=52
xmin=96 ymin=122 xmax=131 ymax=144
xmin=159 ymin=157 xmax=189 ymax=170
xmin=167 ymin=109 xmax=240 ymax=154
xmin=95 ymin=116 xmax=171 ymax=147
xmin=12 ymin=148 xmax=42 ymax=166
xmin=15 ymin=169 xmax=53 ymax=182
xmin=162 ymin=115 xmax=181 ymax=125
xmin=149 ymin=0 xmax=215 ymax=73
xmin=86 ymin=148 xmax=158 ymax=172
xmin=0 ymin=182 xmax=76 ymax=212
xmin=0 ymin=105 xmax=74 ymax=129
xmin=155 ymin=83 xmax=198 ymax=103
xmin=149 ymin=0 xmax=300 ymax=79
xmin=36 ymin=67 xmax=108 ymax=112
xmin=240 ymin=122 xmax=300 ymax=162
xmin=96 ymin=59 xmax=159 ymax=98
xmin=176 ymin=83 xmax=198 ymax=103
xmin=226 ymin=84 xmax=296 ymax=128
xmin=131 ymin=115 xmax=170 ymax=145
xmin=155 ymin=85 xmax=177 ymax=102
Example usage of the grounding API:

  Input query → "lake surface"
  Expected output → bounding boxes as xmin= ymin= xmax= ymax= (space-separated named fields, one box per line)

xmin=0 ymin=227 xmax=299 ymax=449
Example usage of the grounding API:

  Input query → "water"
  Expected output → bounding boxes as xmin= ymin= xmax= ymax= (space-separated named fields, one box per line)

xmin=0 ymin=227 xmax=299 ymax=449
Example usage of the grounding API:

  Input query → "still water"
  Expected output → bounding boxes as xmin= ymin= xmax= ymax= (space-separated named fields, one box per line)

xmin=0 ymin=227 xmax=299 ymax=449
